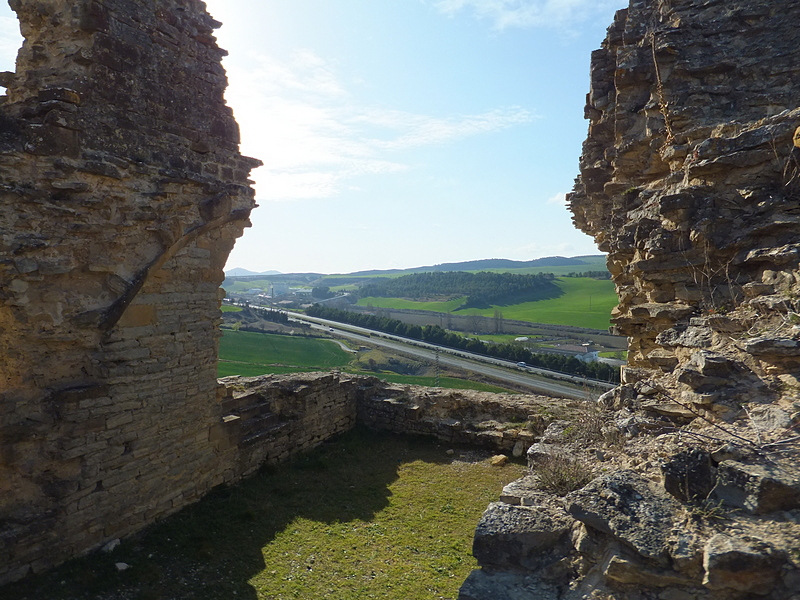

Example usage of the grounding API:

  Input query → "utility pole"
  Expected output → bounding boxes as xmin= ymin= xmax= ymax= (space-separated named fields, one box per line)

xmin=435 ymin=347 xmax=441 ymax=387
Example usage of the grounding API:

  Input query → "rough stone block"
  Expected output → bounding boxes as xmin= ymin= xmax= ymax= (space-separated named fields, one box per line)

xmin=711 ymin=460 xmax=800 ymax=514
xmin=472 ymin=502 xmax=573 ymax=571
xmin=702 ymin=533 xmax=786 ymax=593
xmin=565 ymin=470 xmax=681 ymax=561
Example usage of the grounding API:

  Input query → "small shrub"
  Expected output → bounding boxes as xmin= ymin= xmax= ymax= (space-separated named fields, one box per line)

xmin=533 ymin=453 xmax=594 ymax=495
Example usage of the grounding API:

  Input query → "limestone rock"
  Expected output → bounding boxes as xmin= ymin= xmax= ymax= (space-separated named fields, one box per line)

xmin=565 ymin=470 xmax=681 ymax=561
xmin=472 ymin=502 xmax=574 ymax=571
xmin=702 ymin=534 xmax=786 ymax=594
xmin=711 ymin=460 xmax=800 ymax=514
xmin=526 ymin=443 xmax=557 ymax=467
xmin=458 ymin=570 xmax=560 ymax=600
xmin=661 ymin=448 xmax=716 ymax=503
xmin=500 ymin=476 xmax=546 ymax=507
xmin=491 ymin=455 xmax=509 ymax=467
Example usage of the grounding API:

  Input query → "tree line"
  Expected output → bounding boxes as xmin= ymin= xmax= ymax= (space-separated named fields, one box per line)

xmin=306 ymin=305 xmax=620 ymax=383
xmin=358 ymin=271 xmax=561 ymax=309
xmin=563 ymin=271 xmax=611 ymax=279
xmin=243 ymin=305 xmax=290 ymax=324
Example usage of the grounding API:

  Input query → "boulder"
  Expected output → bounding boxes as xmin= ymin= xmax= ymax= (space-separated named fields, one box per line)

xmin=472 ymin=502 xmax=574 ymax=571
xmin=661 ymin=448 xmax=716 ymax=502
xmin=500 ymin=475 xmax=546 ymax=507
xmin=540 ymin=420 xmax=571 ymax=443
xmin=603 ymin=553 xmax=696 ymax=587
xmin=702 ymin=533 xmax=786 ymax=594
xmin=458 ymin=569 xmax=560 ymax=600
xmin=565 ymin=470 xmax=682 ymax=561
xmin=711 ymin=460 xmax=800 ymax=514
xmin=526 ymin=443 xmax=557 ymax=467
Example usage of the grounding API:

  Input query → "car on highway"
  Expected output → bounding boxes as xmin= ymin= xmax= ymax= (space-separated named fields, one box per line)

xmin=516 ymin=361 xmax=527 ymax=367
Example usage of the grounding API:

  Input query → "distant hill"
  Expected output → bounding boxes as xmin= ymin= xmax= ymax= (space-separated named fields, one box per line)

xmin=225 ymin=267 xmax=282 ymax=277
xmin=350 ymin=255 xmax=604 ymax=276
xmin=225 ymin=255 xmax=608 ymax=282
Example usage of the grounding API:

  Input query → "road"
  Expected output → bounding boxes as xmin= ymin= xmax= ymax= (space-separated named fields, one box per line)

xmin=283 ymin=311 xmax=616 ymax=400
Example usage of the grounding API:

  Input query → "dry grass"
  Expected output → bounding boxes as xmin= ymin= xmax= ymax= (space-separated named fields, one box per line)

xmin=533 ymin=453 xmax=595 ymax=496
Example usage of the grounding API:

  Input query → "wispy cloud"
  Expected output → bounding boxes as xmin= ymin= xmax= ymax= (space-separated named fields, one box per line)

xmin=434 ymin=0 xmax=622 ymax=30
xmin=546 ymin=191 xmax=568 ymax=206
xmin=225 ymin=50 xmax=534 ymax=201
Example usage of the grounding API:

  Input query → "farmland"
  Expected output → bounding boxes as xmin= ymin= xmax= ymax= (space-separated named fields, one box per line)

xmin=357 ymin=277 xmax=617 ymax=331
xmin=218 ymin=330 xmax=351 ymax=377
xmin=217 ymin=329 xmax=513 ymax=392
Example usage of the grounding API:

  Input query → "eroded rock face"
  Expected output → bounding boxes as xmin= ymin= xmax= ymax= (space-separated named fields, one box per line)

xmin=460 ymin=1 xmax=800 ymax=598
xmin=569 ymin=0 xmax=800 ymax=415
xmin=0 ymin=0 xmax=259 ymax=584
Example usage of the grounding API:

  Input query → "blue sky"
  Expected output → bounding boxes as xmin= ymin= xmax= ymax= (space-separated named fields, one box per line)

xmin=0 ymin=0 xmax=625 ymax=274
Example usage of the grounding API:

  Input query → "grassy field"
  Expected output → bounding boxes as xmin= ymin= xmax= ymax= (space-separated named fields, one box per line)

xmin=5 ymin=428 xmax=527 ymax=600
xmin=218 ymin=330 xmax=514 ymax=392
xmin=221 ymin=305 xmax=243 ymax=312
xmin=357 ymin=296 xmax=466 ymax=313
xmin=459 ymin=278 xmax=617 ymax=330
xmin=356 ymin=277 xmax=617 ymax=330
xmin=218 ymin=330 xmax=352 ymax=376
xmin=370 ymin=373 xmax=512 ymax=393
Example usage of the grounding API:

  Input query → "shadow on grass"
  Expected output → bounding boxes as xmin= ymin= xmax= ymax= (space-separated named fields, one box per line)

xmin=3 ymin=427 xmax=455 ymax=600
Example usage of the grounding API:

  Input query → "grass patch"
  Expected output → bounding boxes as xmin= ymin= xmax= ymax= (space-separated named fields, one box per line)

xmin=218 ymin=330 xmax=351 ymax=375
xmin=599 ymin=350 xmax=627 ymax=360
xmin=218 ymin=363 xmax=316 ymax=377
xmin=221 ymin=305 xmax=243 ymax=313
xmin=7 ymin=428 xmax=526 ymax=600
xmin=352 ymin=371 xmax=514 ymax=393
xmin=224 ymin=278 xmax=273 ymax=292
xmin=218 ymin=331 xmax=514 ymax=393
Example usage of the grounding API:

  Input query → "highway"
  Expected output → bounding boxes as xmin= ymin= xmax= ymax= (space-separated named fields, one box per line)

xmin=283 ymin=311 xmax=616 ymax=400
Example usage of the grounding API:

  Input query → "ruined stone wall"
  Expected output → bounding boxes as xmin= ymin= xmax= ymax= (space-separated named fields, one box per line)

xmin=358 ymin=387 xmax=543 ymax=453
xmin=455 ymin=2 xmax=800 ymax=599
xmin=569 ymin=0 xmax=800 ymax=418
xmin=0 ymin=0 xmax=260 ymax=583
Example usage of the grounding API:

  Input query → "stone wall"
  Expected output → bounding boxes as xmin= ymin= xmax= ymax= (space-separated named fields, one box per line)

xmin=358 ymin=386 xmax=544 ymax=453
xmin=569 ymin=0 xmax=800 ymax=418
xmin=0 ymin=0 xmax=260 ymax=583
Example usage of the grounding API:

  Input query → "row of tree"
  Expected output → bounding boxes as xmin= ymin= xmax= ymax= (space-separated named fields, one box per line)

xmin=243 ymin=305 xmax=290 ymax=324
xmin=306 ymin=305 xmax=620 ymax=383
xmin=563 ymin=271 xmax=611 ymax=279
xmin=358 ymin=271 xmax=561 ymax=309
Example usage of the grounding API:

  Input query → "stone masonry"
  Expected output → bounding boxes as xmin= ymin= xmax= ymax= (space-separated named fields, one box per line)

xmin=569 ymin=0 xmax=800 ymax=420
xmin=0 ymin=0 xmax=260 ymax=583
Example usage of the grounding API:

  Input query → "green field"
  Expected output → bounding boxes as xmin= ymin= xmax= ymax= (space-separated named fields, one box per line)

xmin=370 ymin=374 xmax=512 ymax=393
xmin=224 ymin=278 xmax=273 ymax=292
xmin=357 ymin=296 xmax=467 ymax=313
xmin=221 ymin=305 xmax=243 ymax=312
xmin=218 ymin=330 xmax=515 ymax=392
xmin=356 ymin=277 xmax=617 ymax=330
xmin=218 ymin=330 xmax=351 ymax=377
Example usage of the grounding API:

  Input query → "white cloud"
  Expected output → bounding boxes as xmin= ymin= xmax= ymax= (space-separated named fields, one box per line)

xmin=225 ymin=50 xmax=534 ymax=201
xmin=434 ymin=0 xmax=622 ymax=30
xmin=546 ymin=191 xmax=568 ymax=206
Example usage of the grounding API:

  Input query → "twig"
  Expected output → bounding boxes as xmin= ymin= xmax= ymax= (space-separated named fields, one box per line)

xmin=743 ymin=405 xmax=764 ymax=446
xmin=663 ymin=394 xmax=758 ymax=447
